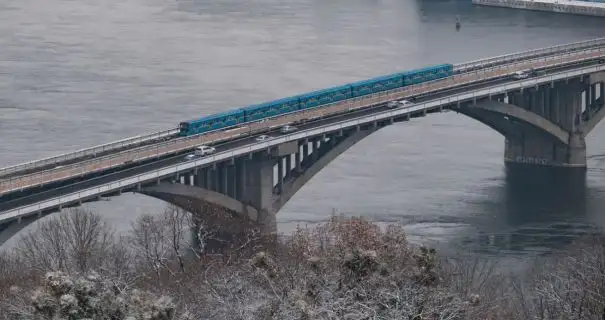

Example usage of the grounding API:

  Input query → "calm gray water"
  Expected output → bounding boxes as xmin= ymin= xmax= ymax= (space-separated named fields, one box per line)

xmin=2 ymin=0 xmax=605 ymax=265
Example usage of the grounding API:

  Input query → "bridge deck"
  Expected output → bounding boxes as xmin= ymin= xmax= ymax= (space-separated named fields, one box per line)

xmin=1 ymin=48 xmax=603 ymax=197
xmin=1 ymin=38 xmax=604 ymax=181
xmin=3 ymin=61 xmax=605 ymax=223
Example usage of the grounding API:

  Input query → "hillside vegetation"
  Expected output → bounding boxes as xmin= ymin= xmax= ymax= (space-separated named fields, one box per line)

xmin=0 ymin=207 xmax=604 ymax=319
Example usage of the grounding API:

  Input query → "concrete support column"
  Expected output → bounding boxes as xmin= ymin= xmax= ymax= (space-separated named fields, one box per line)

xmin=311 ymin=139 xmax=319 ymax=162
xmin=277 ymin=157 xmax=284 ymax=193
xmin=302 ymin=142 xmax=309 ymax=161
xmin=295 ymin=148 xmax=302 ymax=173
xmin=285 ymin=155 xmax=292 ymax=178
xmin=541 ymin=87 xmax=548 ymax=119
xmin=241 ymin=153 xmax=277 ymax=234
xmin=568 ymin=133 xmax=587 ymax=167
xmin=194 ymin=169 xmax=205 ymax=188
xmin=601 ymin=82 xmax=605 ymax=101
xmin=571 ymin=88 xmax=583 ymax=130
xmin=231 ymin=163 xmax=238 ymax=199
xmin=184 ymin=174 xmax=191 ymax=186
xmin=208 ymin=167 xmax=216 ymax=191
xmin=222 ymin=165 xmax=229 ymax=195
xmin=585 ymin=85 xmax=591 ymax=112
xmin=236 ymin=159 xmax=247 ymax=202
xmin=529 ymin=88 xmax=538 ymax=114
xmin=551 ymin=84 xmax=561 ymax=126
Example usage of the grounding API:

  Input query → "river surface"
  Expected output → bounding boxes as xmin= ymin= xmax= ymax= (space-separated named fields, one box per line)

xmin=2 ymin=0 xmax=605 ymax=268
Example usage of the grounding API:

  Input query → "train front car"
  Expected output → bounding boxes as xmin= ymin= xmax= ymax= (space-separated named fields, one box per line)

xmin=179 ymin=121 xmax=192 ymax=136
xmin=179 ymin=109 xmax=245 ymax=137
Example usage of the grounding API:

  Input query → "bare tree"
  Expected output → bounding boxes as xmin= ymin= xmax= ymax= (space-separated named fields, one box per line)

xmin=13 ymin=208 xmax=115 ymax=274
xmin=130 ymin=213 xmax=173 ymax=279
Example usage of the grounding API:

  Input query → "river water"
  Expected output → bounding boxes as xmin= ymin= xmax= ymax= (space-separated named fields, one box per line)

xmin=2 ymin=0 xmax=605 ymax=267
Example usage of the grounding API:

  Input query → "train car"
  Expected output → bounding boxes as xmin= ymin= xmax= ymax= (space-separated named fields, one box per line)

xmin=349 ymin=73 xmax=404 ymax=98
xmin=179 ymin=108 xmax=245 ymax=136
xmin=298 ymin=85 xmax=353 ymax=110
xmin=178 ymin=63 xmax=455 ymax=137
xmin=403 ymin=64 xmax=453 ymax=86
xmin=243 ymin=96 xmax=301 ymax=122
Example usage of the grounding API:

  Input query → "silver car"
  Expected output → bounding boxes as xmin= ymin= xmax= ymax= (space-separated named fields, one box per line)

xmin=256 ymin=134 xmax=271 ymax=141
xmin=184 ymin=154 xmax=197 ymax=161
xmin=280 ymin=125 xmax=298 ymax=133
xmin=387 ymin=101 xmax=399 ymax=109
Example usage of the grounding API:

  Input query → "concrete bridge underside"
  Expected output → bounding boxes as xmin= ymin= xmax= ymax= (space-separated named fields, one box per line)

xmin=139 ymin=128 xmax=379 ymax=234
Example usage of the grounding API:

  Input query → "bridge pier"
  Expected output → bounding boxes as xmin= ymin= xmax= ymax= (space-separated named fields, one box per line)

xmin=501 ymin=78 xmax=588 ymax=168
xmin=456 ymin=74 xmax=605 ymax=169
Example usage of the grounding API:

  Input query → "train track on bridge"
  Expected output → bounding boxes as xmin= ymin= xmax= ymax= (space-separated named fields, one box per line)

xmin=1 ymin=38 xmax=604 ymax=182
xmin=1 ymin=59 xmax=604 ymax=225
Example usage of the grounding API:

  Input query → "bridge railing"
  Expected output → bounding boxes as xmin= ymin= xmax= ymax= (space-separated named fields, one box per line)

xmin=1 ymin=39 xmax=603 ymax=181
xmin=0 ymin=128 xmax=179 ymax=179
xmin=2 ymin=47 xmax=605 ymax=195
xmin=454 ymin=37 xmax=605 ymax=73
xmin=4 ymin=62 xmax=605 ymax=222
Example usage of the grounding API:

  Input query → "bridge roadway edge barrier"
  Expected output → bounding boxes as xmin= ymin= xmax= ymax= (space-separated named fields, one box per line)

xmin=1 ymin=48 xmax=604 ymax=195
xmin=0 ymin=128 xmax=180 ymax=179
xmin=2 ymin=62 xmax=605 ymax=224
xmin=1 ymin=38 xmax=604 ymax=178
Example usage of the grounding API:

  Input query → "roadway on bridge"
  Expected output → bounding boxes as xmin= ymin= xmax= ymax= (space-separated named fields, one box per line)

xmin=3 ymin=47 xmax=604 ymax=193
xmin=0 ymin=59 xmax=599 ymax=214
xmin=2 ymin=48 xmax=602 ymax=196
xmin=0 ymin=133 xmax=178 ymax=180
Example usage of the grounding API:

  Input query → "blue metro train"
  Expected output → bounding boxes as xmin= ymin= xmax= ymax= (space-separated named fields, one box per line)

xmin=178 ymin=63 xmax=454 ymax=137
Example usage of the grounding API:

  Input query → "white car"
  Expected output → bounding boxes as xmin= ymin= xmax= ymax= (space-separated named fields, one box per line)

xmin=184 ymin=154 xmax=198 ymax=161
xmin=280 ymin=125 xmax=298 ymax=133
xmin=512 ymin=70 xmax=529 ymax=80
xmin=387 ymin=99 xmax=413 ymax=109
xmin=256 ymin=134 xmax=271 ymax=142
xmin=399 ymin=99 xmax=413 ymax=107
xmin=387 ymin=101 xmax=399 ymax=108
xmin=194 ymin=145 xmax=216 ymax=157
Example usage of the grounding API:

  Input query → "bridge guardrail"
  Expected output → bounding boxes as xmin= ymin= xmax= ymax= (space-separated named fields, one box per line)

xmin=1 ymin=47 xmax=604 ymax=195
xmin=454 ymin=37 xmax=605 ymax=73
xmin=0 ymin=39 xmax=602 ymax=180
xmin=0 ymin=128 xmax=179 ymax=179
xmin=3 ymin=63 xmax=605 ymax=222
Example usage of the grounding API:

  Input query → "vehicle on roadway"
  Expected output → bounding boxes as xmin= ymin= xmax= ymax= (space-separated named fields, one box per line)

xmin=386 ymin=99 xmax=414 ymax=109
xmin=183 ymin=154 xmax=198 ymax=161
xmin=193 ymin=145 xmax=216 ymax=157
xmin=256 ymin=134 xmax=271 ymax=141
xmin=280 ymin=125 xmax=298 ymax=133
xmin=512 ymin=68 xmax=538 ymax=80
xmin=399 ymin=99 xmax=413 ymax=107
xmin=177 ymin=63 xmax=455 ymax=137
xmin=387 ymin=101 xmax=399 ymax=108
xmin=512 ymin=70 xmax=529 ymax=80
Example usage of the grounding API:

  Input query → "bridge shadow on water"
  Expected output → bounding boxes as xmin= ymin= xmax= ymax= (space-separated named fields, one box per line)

xmin=459 ymin=164 xmax=604 ymax=258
